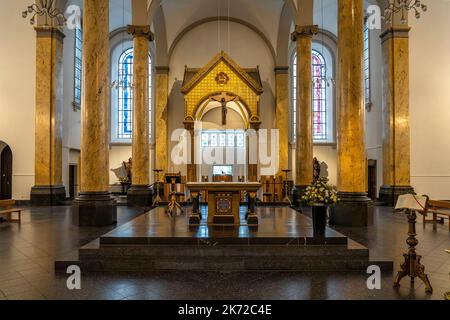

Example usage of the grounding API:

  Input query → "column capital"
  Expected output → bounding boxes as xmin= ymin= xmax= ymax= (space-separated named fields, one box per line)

xmin=34 ymin=26 xmax=65 ymax=43
xmin=155 ymin=66 xmax=170 ymax=74
xmin=274 ymin=66 xmax=289 ymax=74
xmin=291 ymin=25 xmax=318 ymax=41
xmin=380 ymin=26 xmax=411 ymax=43
xmin=126 ymin=25 xmax=154 ymax=41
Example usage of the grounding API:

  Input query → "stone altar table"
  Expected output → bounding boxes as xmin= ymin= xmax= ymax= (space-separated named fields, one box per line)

xmin=186 ymin=182 xmax=261 ymax=226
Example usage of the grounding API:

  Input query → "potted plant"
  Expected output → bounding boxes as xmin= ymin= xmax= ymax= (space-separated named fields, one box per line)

xmin=301 ymin=177 xmax=338 ymax=236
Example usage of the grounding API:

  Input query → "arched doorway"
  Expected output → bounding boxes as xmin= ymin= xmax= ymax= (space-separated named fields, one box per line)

xmin=196 ymin=99 xmax=248 ymax=182
xmin=0 ymin=142 xmax=12 ymax=200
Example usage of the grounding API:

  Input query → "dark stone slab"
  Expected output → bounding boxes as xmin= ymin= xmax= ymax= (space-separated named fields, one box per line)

xmin=127 ymin=185 xmax=152 ymax=207
xmin=379 ymin=185 xmax=415 ymax=207
xmin=73 ymin=192 xmax=117 ymax=227
xmin=330 ymin=192 xmax=374 ymax=227
xmin=30 ymin=185 xmax=66 ymax=206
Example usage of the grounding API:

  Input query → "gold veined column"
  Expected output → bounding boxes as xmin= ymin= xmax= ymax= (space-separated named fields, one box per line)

xmin=73 ymin=0 xmax=116 ymax=226
xmin=291 ymin=25 xmax=318 ymax=205
xmin=126 ymin=25 xmax=154 ymax=207
xmin=379 ymin=26 xmax=414 ymax=206
xmin=275 ymin=67 xmax=289 ymax=177
xmin=30 ymin=27 xmax=66 ymax=205
xmin=155 ymin=67 xmax=169 ymax=174
xmin=330 ymin=0 xmax=373 ymax=227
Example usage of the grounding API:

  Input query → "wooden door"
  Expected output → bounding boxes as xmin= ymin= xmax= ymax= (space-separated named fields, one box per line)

xmin=0 ymin=146 xmax=12 ymax=200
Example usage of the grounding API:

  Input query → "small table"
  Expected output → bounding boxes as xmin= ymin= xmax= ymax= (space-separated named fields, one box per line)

xmin=186 ymin=182 xmax=261 ymax=226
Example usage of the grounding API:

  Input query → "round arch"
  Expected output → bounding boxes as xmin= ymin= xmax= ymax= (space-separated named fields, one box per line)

xmin=168 ymin=17 xmax=277 ymax=65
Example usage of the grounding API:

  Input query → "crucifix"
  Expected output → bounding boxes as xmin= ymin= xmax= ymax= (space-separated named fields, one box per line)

xmin=210 ymin=93 xmax=238 ymax=125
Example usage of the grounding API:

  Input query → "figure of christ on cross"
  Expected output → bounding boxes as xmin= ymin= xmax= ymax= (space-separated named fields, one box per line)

xmin=210 ymin=93 xmax=238 ymax=125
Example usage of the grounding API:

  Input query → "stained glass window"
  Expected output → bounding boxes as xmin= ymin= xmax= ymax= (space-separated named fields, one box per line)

xmin=364 ymin=18 xmax=371 ymax=106
xmin=74 ymin=26 xmax=82 ymax=106
xmin=311 ymin=50 xmax=327 ymax=141
xmin=117 ymin=48 xmax=152 ymax=140
xmin=200 ymin=131 xmax=245 ymax=148
xmin=291 ymin=49 xmax=329 ymax=142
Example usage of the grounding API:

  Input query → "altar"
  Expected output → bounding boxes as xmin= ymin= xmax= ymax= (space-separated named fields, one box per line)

xmin=186 ymin=182 xmax=261 ymax=226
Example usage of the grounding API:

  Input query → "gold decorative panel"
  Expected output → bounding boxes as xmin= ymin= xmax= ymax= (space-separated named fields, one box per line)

xmin=181 ymin=52 xmax=263 ymax=122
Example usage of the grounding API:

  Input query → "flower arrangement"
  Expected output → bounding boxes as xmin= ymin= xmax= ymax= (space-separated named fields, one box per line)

xmin=301 ymin=177 xmax=338 ymax=206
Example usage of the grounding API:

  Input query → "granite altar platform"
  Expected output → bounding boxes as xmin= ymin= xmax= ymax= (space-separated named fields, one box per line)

xmin=65 ymin=206 xmax=393 ymax=273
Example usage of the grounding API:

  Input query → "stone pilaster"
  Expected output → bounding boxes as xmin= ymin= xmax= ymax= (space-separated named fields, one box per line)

xmin=275 ymin=67 xmax=289 ymax=177
xmin=155 ymin=66 xmax=169 ymax=174
xmin=73 ymin=0 xmax=116 ymax=226
xmin=379 ymin=26 xmax=414 ymax=206
xmin=30 ymin=27 xmax=66 ymax=206
xmin=291 ymin=25 xmax=318 ymax=205
xmin=126 ymin=25 xmax=154 ymax=207
xmin=183 ymin=120 xmax=197 ymax=183
xmin=330 ymin=0 xmax=373 ymax=227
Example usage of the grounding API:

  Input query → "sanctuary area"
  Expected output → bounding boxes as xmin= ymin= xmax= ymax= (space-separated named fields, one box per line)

xmin=0 ymin=0 xmax=449 ymax=301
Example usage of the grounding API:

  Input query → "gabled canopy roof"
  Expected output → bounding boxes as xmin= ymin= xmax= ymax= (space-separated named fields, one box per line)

xmin=181 ymin=51 xmax=264 ymax=95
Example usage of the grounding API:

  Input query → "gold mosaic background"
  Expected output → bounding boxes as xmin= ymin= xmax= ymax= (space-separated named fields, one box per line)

xmin=184 ymin=61 xmax=259 ymax=119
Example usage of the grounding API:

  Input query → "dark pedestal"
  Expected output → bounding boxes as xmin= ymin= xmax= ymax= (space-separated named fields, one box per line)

xmin=30 ymin=185 xmax=66 ymax=206
xmin=127 ymin=185 xmax=152 ymax=207
xmin=329 ymin=192 xmax=374 ymax=227
xmin=73 ymin=192 xmax=117 ymax=227
xmin=292 ymin=185 xmax=308 ymax=207
xmin=379 ymin=185 xmax=415 ymax=207
xmin=312 ymin=205 xmax=327 ymax=236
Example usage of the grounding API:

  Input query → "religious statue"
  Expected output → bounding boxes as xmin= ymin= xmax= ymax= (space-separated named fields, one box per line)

xmin=210 ymin=93 xmax=237 ymax=125
xmin=123 ymin=157 xmax=132 ymax=183
xmin=313 ymin=157 xmax=321 ymax=182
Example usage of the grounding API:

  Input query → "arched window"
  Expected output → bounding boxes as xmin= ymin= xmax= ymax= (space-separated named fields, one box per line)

xmin=291 ymin=46 xmax=334 ymax=143
xmin=115 ymin=48 xmax=153 ymax=141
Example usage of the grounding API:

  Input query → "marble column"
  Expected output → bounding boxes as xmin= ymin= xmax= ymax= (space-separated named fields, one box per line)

xmin=73 ymin=0 xmax=116 ymax=226
xmin=379 ymin=26 xmax=414 ymax=206
xmin=126 ymin=25 xmax=154 ymax=207
xmin=155 ymin=67 xmax=169 ymax=174
xmin=291 ymin=25 xmax=318 ymax=205
xmin=330 ymin=0 xmax=373 ymax=227
xmin=275 ymin=67 xmax=289 ymax=177
xmin=183 ymin=120 xmax=197 ymax=182
xmin=30 ymin=27 xmax=66 ymax=206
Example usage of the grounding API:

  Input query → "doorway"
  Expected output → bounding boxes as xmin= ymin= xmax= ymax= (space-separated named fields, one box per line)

xmin=367 ymin=159 xmax=377 ymax=200
xmin=0 ymin=144 xmax=13 ymax=200
xmin=69 ymin=164 xmax=78 ymax=199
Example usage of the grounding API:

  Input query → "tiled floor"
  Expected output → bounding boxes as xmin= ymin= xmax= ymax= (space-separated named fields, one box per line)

xmin=0 ymin=205 xmax=449 ymax=300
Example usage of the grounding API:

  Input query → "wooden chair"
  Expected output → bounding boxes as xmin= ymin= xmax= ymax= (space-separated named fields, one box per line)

xmin=423 ymin=197 xmax=450 ymax=231
xmin=0 ymin=200 xmax=22 ymax=224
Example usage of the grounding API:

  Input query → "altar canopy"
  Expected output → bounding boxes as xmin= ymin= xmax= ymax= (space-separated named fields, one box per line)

xmin=181 ymin=51 xmax=263 ymax=128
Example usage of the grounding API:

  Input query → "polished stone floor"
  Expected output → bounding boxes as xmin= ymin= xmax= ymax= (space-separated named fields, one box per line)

xmin=0 ymin=205 xmax=449 ymax=300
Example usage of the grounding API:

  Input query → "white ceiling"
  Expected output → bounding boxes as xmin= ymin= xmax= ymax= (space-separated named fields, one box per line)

xmin=161 ymin=0 xmax=284 ymax=53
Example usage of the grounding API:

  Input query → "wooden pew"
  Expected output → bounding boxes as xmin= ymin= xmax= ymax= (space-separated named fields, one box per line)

xmin=0 ymin=200 xmax=22 ymax=224
xmin=423 ymin=198 xmax=450 ymax=231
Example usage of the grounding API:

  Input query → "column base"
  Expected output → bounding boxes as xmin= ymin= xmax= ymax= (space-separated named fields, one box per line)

xmin=127 ymin=185 xmax=152 ymax=207
xmin=30 ymin=185 xmax=66 ymax=206
xmin=292 ymin=185 xmax=308 ymax=207
xmin=329 ymin=192 xmax=374 ymax=227
xmin=73 ymin=192 xmax=117 ymax=227
xmin=379 ymin=185 xmax=415 ymax=207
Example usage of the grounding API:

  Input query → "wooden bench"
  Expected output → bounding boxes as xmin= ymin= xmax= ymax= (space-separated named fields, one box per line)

xmin=0 ymin=200 xmax=22 ymax=224
xmin=423 ymin=197 xmax=450 ymax=231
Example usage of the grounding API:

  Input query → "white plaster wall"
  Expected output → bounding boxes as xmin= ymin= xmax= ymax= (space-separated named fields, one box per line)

xmin=409 ymin=0 xmax=450 ymax=199
xmin=0 ymin=0 xmax=36 ymax=200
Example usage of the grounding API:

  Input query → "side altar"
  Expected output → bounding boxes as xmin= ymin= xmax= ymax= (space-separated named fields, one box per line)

xmin=186 ymin=182 xmax=261 ymax=226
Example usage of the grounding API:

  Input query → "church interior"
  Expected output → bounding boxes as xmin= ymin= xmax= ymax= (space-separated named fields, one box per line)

xmin=0 ymin=0 xmax=449 ymax=301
